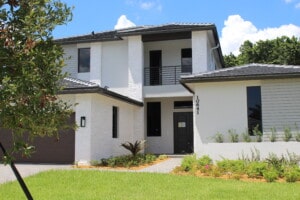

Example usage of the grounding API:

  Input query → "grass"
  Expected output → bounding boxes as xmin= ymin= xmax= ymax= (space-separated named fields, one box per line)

xmin=0 ymin=170 xmax=299 ymax=200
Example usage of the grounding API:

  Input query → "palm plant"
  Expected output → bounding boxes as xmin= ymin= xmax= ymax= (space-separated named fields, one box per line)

xmin=121 ymin=140 xmax=146 ymax=157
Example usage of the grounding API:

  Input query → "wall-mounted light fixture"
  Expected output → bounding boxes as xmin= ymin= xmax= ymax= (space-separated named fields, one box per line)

xmin=80 ymin=116 xmax=86 ymax=127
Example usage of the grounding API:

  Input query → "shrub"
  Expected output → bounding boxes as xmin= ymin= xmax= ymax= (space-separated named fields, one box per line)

xmin=216 ymin=159 xmax=246 ymax=174
xmin=181 ymin=154 xmax=197 ymax=172
xmin=214 ymin=132 xmax=224 ymax=143
xmin=90 ymin=160 xmax=100 ymax=166
xmin=242 ymin=132 xmax=251 ymax=142
xmin=197 ymin=155 xmax=213 ymax=167
xmin=265 ymin=153 xmax=285 ymax=175
xmin=253 ymin=125 xmax=262 ymax=142
xmin=263 ymin=168 xmax=279 ymax=182
xmin=158 ymin=154 xmax=168 ymax=160
xmin=228 ymin=129 xmax=239 ymax=143
xmin=121 ymin=140 xmax=146 ymax=157
xmin=283 ymin=126 xmax=292 ymax=142
xmin=246 ymin=161 xmax=268 ymax=178
xmin=269 ymin=127 xmax=277 ymax=142
xmin=211 ymin=167 xmax=222 ymax=177
xmin=284 ymin=167 xmax=300 ymax=182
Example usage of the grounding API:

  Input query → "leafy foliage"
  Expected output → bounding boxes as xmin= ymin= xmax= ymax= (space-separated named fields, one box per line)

xmin=121 ymin=140 xmax=146 ymax=157
xmin=0 ymin=0 xmax=74 ymax=162
xmin=224 ymin=36 xmax=300 ymax=67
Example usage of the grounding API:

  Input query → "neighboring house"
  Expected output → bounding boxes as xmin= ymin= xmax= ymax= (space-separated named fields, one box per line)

xmin=181 ymin=63 xmax=300 ymax=160
xmin=52 ymin=23 xmax=224 ymax=164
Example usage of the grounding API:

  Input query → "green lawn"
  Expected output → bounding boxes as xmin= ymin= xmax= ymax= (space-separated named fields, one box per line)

xmin=0 ymin=170 xmax=299 ymax=200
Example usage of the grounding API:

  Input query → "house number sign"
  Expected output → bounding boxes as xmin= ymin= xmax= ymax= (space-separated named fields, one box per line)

xmin=195 ymin=95 xmax=200 ymax=115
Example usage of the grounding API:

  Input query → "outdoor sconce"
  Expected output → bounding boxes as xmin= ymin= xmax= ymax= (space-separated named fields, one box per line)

xmin=80 ymin=116 xmax=86 ymax=127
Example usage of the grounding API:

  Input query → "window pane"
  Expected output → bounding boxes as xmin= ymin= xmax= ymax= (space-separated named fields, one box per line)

xmin=174 ymin=101 xmax=193 ymax=109
xmin=112 ymin=106 xmax=118 ymax=138
xmin=181 ymin=48 xmax=192 ymax=73
xmin=247 ymin=86 xmax=262 ymax=135
xmin=78 ymin=48 xmax=90 ymax=73
xmin=147 ymin=102 xmax=161 ymax=136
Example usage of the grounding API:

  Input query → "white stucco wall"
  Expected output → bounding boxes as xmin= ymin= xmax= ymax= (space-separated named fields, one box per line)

xmin=73 ymin=93 xmax=144 ymax=163
xmin=145 ymin=97 xmax=193 ymax=154
xmin=192 ymin=31 xmax=208 ymax=73
xmin=90 ymin=42 xmax=102 ymax=85
xmin=62 ymin=44 xmax=77 ymax=78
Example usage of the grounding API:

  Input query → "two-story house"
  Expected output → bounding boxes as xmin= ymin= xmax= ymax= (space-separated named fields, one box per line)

xmin=54 ymin=23 xmax=224 ymax=164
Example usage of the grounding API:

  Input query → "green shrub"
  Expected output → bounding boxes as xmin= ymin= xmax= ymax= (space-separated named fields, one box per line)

xmin=295 ymin=133 xmax=300 ymax=142
xmin=265 ymin=153 xmax=285 ymax=176
xmin=269 ymin=127 xmax=277 ymax=142
xmin=181 ymin=154 xmax=197 ymax=172
xmin=90 ymin=160 xmax=100 ymax=166
xmin=284 ymin=167 xmax=300 ymax=182
xmin=100 ymin=154 xmax=157 ymax=168
xmin=253 ymin=125 xmax=263 ymax=142
xmin=246 ymin=161 xmax=268 ymax=178
xmin=158 ymin=154 xmax=168 ymax=160
xmin=283 ymin=126 xmax=293 ymax=142
xmin=228 ymin=129 xmax=239 ymax=143
xmin=242 ymin=132 xmax=251 ymax=142
xmin=197 ymin=155 xmax=212 ymax=167
xmin=121 ymin=140 xmax=146 ymax=157
xmin=211 ymin=167 xmax=222 ymax=177
xmin=214 ymin=132 xmax=224 ymax=143
xmin=216 ymin=159 xmax=246 ymax=174
xmin=263 ymin=168 xmax=279 ymax=182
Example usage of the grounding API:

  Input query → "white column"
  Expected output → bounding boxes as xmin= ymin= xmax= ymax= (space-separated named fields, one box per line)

xmin=128 ymin=36 xmax=143 ymax=101
xmin=90 ymin=42 xmax=102 ymax=85
xmin=192 ymin=31 xmax=208 ymax=73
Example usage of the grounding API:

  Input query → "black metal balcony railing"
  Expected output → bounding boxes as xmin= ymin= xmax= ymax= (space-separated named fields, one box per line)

xmin=144 ymin=65 xmax=192 ymax=86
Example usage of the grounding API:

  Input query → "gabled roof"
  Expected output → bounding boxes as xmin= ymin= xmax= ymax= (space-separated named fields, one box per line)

xmin=55 ymin=23 xmax=217 ymax=45
xmin=60 ymin=77 xmax=143 ymax=107
xmin=180 ymin=63 xmax=300 ymax=93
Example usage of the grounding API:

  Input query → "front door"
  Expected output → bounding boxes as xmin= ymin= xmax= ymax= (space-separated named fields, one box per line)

xmin=174 ymin=112 xmax=193 ymax=154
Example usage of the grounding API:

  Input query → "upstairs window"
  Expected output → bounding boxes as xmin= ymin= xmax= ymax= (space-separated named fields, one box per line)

xmin=181 ymin=48 xmax=192 ymax=73
xmin=78 ymin=48 xmax=90 ymax=73
xmin=247 ymin=86 xmax=262 ymax=135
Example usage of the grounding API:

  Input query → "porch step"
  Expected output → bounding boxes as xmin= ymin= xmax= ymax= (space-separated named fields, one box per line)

xmin=165 ymin=154 xmax=186 ymax=158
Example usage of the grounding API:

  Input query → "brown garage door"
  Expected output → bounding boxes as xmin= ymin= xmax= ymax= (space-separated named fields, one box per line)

xmin=0 ymin=113 xmax=75 ymax=164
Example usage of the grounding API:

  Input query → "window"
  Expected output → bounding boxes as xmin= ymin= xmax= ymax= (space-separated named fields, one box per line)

xmin=247 ymin=86 xmax=262 ymax=135
xmin=78 ymin=48 xmax=90 ymax=73
xmin=147 ymin=102 xmax=161 ymax=136
xmin=112 ymin=106 xmax=118 ymax=138
xmin=174 ymin=101 xmax=193 ymax=109
xmin=181 ymin=48 xmax=192 ymax=73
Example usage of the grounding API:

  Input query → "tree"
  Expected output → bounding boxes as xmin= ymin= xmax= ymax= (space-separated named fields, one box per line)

xmin=0 ymin=0 xmax=74 ymax=163
xmin=224 ymin=36 xmax=300 ymax=67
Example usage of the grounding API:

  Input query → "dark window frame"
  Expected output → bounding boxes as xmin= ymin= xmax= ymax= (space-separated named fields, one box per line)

xmin=112 ymin=106 xmax=118 ymax=138
xmin=247 ymin=86 xmax=262 ymax=136
xmin=181 ymin=48 xmax=192 ymax=73
xmin=78 ymin=48 xmax=90 ymax=73
xmin=174 ymin=101 xmax=193 ymax=109
xmin=147 ymin=102 xmax=161 ymax=137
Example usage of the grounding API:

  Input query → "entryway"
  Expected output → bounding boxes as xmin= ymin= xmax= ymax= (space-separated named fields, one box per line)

xmin=173 ymin=112 xmax=193 ymax=154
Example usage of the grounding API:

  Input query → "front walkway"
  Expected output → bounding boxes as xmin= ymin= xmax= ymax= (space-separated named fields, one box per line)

xmin=0 ymin=156 xmax=184 ymax=184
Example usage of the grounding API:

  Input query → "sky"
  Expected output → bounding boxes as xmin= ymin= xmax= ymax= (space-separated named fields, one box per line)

xmin=53 ymin=0 xmax=300 ymax=55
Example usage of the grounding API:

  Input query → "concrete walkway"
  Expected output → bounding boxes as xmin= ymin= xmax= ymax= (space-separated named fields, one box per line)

xmin=0 ymin=156 xmax=183 ymax=184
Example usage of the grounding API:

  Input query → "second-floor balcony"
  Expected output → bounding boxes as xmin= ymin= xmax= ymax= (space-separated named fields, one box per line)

xmin=144 ymin=65 xmax=192 ymax=86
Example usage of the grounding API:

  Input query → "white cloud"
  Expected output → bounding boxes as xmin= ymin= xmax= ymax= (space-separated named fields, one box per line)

xmin=296 ymin=2 xmax=300 ymax=8
xmin=220 ymin=15 xmax=300 ymax=55
xmin=140 ymin=2 xmax=155 ymax=10
xmin=284 ymin=0 xmax=293 ymax=3
xmin=114 ymin=15 xmax=136 ymax=30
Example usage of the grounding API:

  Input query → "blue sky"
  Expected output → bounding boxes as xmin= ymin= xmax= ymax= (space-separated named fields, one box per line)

xmin=53 ymin=0 xmax=300 ymax=55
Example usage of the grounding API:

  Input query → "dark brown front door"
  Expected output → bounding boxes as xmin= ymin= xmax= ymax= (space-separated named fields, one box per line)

xmin=174 ymin=112 xmax=193 ymax=154
xmin=0 ymin=113 xmax=75 ymax=164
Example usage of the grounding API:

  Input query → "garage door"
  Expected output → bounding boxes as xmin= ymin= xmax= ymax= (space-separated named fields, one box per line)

xmin=0 ymin=113 xmax=75 ymax=164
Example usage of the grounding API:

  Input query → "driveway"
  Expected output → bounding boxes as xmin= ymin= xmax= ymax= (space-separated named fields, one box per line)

xmin=0 ymin=156 xmax=183 ymax=184
xmin=0 ymin=164 xmax=71 ymax=184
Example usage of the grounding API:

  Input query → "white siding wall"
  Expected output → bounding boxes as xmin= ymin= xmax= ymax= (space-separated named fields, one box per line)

xmin=90 ymin=42 xmax=102 ymax=85
xmin=62 ymin=44 xmax=77 ymax=78
xmin=262 ymin=79 xmax=300 ymax=133
xmin=145 ymin=97 xmax=193 ymax=154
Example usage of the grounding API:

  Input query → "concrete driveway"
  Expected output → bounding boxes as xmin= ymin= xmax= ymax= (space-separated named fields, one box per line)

xmin=0 ymin=164 xmax=71 ymax=184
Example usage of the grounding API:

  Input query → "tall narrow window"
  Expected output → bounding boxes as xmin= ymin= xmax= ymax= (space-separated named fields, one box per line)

xmin=247 ymin=86 xmax=262 ymax=135
xmin=147 ymin=102 xmax=161 ymax=136
xmin=181 ymin=48 xmax=192 ymax=73
xmin=112 ymin=106 xmax=118 ymax=138
xmin=78 ymin=48 xmax=90 ymax=73
xmin=149 ymin=50 xmax=162 ymax=85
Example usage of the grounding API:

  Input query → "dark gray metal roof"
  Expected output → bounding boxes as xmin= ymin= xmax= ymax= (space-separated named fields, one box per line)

xmin=181 ymin=63 xmax=300 ymax=83
xmin=55 ymin=23 xmax=217 ymax=45
xmin=60 ymin=77 xmax=143 ymax=107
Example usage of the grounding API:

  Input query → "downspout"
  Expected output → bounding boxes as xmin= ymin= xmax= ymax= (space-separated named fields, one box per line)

xmin=210 ymin=44 xmax=220 ymax=71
